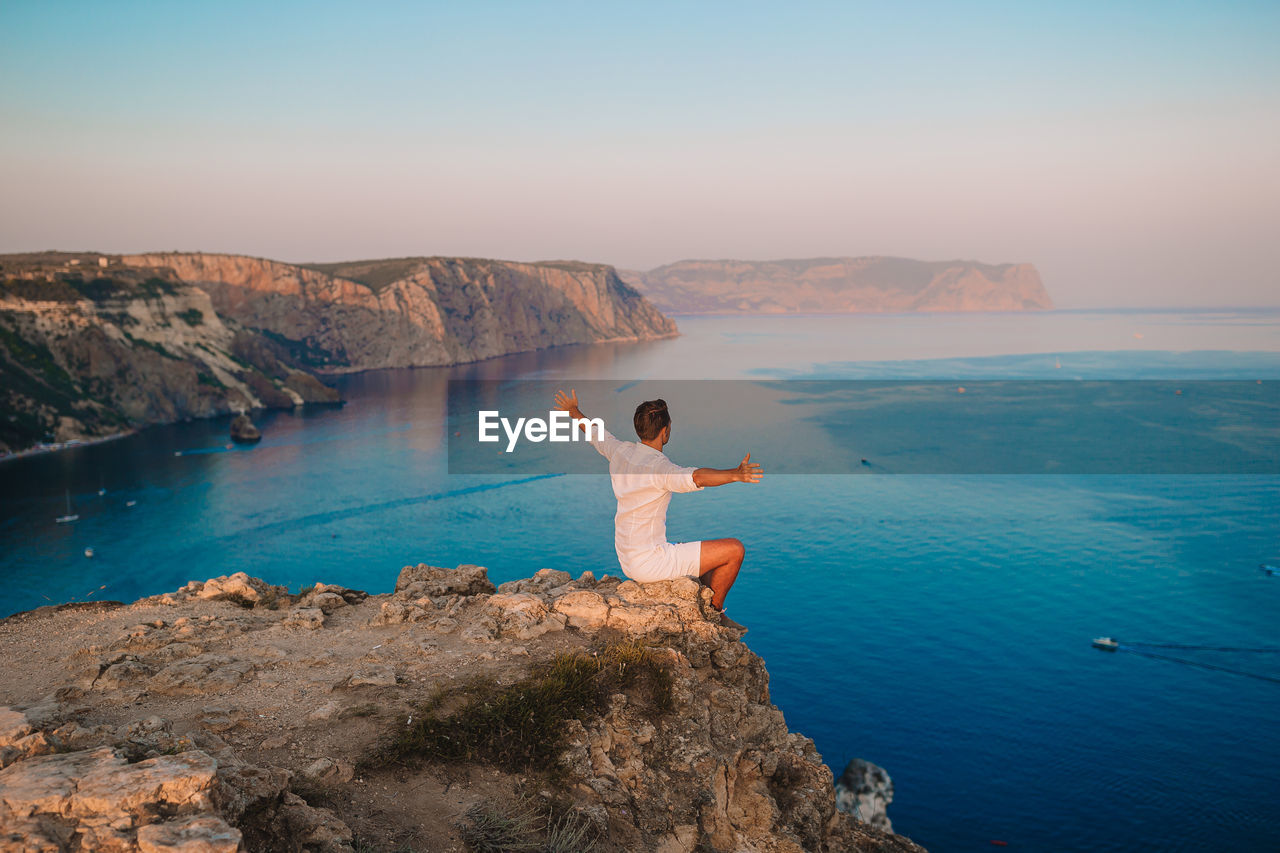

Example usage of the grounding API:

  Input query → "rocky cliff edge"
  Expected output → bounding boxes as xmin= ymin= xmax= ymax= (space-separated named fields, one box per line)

xmin=0 ymin=565 xmax=923 ymax=853
xmin=125 ymin=254 xmax=679 ymax=372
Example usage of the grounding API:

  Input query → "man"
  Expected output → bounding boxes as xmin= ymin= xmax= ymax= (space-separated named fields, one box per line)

xmin=553 ymin=389 xmax=762 ymax=628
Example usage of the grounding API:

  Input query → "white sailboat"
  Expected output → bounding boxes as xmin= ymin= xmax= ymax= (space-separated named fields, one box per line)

xmin=55 ymin=490 xmax=79 ymax=524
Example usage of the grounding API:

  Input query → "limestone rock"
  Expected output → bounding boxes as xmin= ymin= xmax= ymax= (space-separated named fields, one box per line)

xmin=370 ymin=600 xmax=426 ymax=625
xmin=552 ymin=590 xmax=610 ymax=630
xmin=0 ymin=706 xmax=59 ymax=770
xmin=309 ymin=593 xmax=346 ymax=615
xmin=0 ymin=747 xmax=218 ymax=834
xmin=149 ymin=655 xmax=256 ymax=697
xmin=275 ymin=792 xmax=354 ymax=851
xmin=394 ymin=563 xmax=495 ymax=598
xmin=194 ymin=573 xmax=285 ymax=608
xmin=836 ymin=757 xmax=896 ymax=832
xmin=314 ymin=583 xmax=367 ymax=604
xmin=497 ymin=568 xmax=574 ymax=596
xmin=212 ymin=761 xmax=290 ymax=824
xmin=96 ymin=658 xmax=154 ymax=691
xmin=284 ymin=607 xmax=325 ymax=630
xmin=135 ymin=814 xmax=242 ymax=852
xmin=196 ymin=706 xmax=244 ymax=734
xmin=228 ymin=413 xmax=260 ymax=443
xmin=486 ymin=592 xmax=566 ymax=640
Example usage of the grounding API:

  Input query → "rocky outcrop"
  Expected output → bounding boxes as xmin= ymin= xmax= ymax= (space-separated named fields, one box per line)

xmin=623 ymin=257 xmax=1053 ymax=314
xmin=0 ymin=564 xmax=924 ymax=852
xmin=124 ymin=253 xmax=678 ymax=372
xmin=835 ymin=758 xmax=896 ymax=833
xmin=228 ymin=415 xmax=260 ymax=444
xmin=0 ymin=254 xmax=341 ymax=454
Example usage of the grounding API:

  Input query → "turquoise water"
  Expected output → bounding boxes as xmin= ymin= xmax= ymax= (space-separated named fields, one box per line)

xmin=3 ymin=309 xmax=1279 ymax=851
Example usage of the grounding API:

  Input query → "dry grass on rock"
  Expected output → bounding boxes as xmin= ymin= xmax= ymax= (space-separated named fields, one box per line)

xmin=367 ymin=638 xmax=672 ymax=775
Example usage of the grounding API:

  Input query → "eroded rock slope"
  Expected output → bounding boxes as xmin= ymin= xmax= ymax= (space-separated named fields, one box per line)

xmin=0 ymin=565 xmax=924 ymax=852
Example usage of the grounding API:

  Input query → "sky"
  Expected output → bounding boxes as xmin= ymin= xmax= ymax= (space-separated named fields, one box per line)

xmin=1 ymin=1 xmax=1277 ymax=308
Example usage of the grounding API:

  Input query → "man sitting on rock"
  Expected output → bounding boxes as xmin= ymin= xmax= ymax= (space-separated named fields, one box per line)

xmin=554 ymin=389 xmax=762 ymax=629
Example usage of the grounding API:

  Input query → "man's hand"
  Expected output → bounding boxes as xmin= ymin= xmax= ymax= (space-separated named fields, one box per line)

xmin=555 ymin=388 xmax=596 ymax=437
xmin=735 ymin=452 xmax=763 ymax=483
xmin=694 ymin=453 xmax=764 ymax=488
xmin=554 ymin=388 xmax=583 ymax=419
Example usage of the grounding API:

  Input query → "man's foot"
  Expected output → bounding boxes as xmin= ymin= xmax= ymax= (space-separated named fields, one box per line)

xmin=718 ymin=611 xmax=748 ymax=634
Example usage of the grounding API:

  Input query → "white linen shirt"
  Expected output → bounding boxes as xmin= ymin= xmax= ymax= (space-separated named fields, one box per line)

xmin=590 ymin=426 xmax=702 ymax=567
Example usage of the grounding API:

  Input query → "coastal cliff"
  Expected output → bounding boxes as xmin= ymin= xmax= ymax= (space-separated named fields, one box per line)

xmin=125 ymin=254 xmax=678 ymax=372
xmin=0 ymin=251 xmax=677 ymax=454
xmin=0 ymin=254 xmax=340 ymax=455
xmin=622 ymin=257 xmax=1053 ymax=314
xmin=0 ymin=565 xmax=924 ymax=853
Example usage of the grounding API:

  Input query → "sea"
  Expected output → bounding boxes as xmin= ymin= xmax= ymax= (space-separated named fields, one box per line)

xmin=3 ymin=308 xmax=1278 ymax=852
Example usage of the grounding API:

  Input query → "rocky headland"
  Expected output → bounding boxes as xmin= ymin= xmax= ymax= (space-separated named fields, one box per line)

xmin=622 ymin=257 xmax=1053 ymax=314
xmin=0 ymin=564 xmax=924 ymax=853
xmin=0 ymin=253 xmax=341 ymax=455
xmin=0 ymin=252 xmax=675 ymax=454
xmin=124 ymin=254 xmax=678 ymax=373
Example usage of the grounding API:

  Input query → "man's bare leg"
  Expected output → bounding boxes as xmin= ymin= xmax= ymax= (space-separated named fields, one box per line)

xmin=698 ymin=538 xmax=745 ymax=611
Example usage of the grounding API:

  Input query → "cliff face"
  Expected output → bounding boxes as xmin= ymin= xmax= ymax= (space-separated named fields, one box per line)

xmin=0 ymin=257 xmax=339 ymax=454
xmin=0 ymin=565 xmax=925 ymax=853
xmin=623 ymin=257 xmax=1054 ymax=314
xmin=125 ymin=254 xmax=678 ymax=372
xmin=0 ymin=250 xmax=677 ymax=453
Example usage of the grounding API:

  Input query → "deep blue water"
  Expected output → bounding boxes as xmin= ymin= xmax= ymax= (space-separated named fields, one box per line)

xmin=3 ymin=309 xmax=1279 ymax=852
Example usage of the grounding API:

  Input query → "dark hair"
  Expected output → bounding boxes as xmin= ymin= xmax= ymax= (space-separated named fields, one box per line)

xmin=633 ymin=399 xmax=671 ymax=441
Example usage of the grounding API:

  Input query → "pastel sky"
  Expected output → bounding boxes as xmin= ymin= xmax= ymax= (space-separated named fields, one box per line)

xmin=2 ymin=1 xmax=1277 ymax=307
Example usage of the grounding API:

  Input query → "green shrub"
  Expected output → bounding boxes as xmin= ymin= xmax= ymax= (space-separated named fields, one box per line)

xmin=72 ymin=277 xmax=126 ymax=302
xmin=0 ymin=277 xmax=81 ymax=302
xmin=139 ymin=276 xmax=180 ymax=297
xmin=124 ymin=332 xmax=181 ymax=360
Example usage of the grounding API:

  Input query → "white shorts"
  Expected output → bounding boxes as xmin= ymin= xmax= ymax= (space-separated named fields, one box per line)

xmin=621 ymin=541 xmax=703 ymax=583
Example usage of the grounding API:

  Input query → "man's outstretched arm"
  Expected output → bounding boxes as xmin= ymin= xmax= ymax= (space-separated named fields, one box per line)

xmin=554 ymin=388 xmax=623 ymax=460
xmin=693 ymin=453 xmax=763 ymax=488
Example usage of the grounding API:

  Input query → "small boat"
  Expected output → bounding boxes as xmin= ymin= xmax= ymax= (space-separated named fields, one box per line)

xmin=1260 ymin=564 xmax=1277 ymax=576
xmin=1092 ymin=637 xmax=1119 ymax=651
xmin=126 ymin=500 xmax=137 ymax=508
xmin=55 ymin=490 xmax=79 ymax=524
xmin=84 ymin=547 xmax=95 ymax=558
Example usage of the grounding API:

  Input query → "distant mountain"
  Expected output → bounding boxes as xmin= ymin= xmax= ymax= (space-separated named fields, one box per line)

xmin=621 ymin=257 xmax=1053 ymax=314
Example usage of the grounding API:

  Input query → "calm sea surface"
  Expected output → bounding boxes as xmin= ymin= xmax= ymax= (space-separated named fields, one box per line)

xmin=3 ymin=308 xmax=1279 ymax=852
